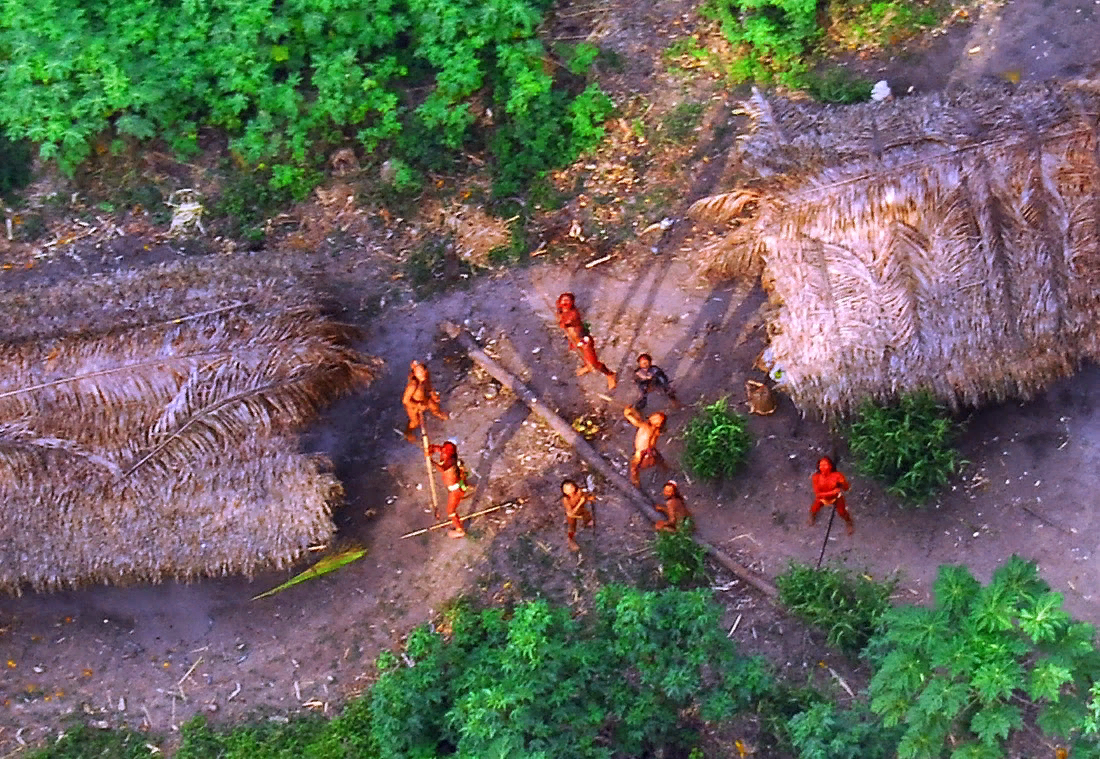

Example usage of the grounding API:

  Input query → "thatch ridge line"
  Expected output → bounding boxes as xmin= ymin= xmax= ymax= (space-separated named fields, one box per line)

xmin=785 ymin=126 xmax=1090 ymax=199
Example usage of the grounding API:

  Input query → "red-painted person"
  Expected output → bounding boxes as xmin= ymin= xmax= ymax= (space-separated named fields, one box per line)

xmin=402 ymin=360 xmax=449 ymax=442
xmin=624 ymin=407 xmax=667 ymax=486
xmin=560 ymin=479 xmax=595 ymax=552
xmin=429 ymin=441 xmax=472 ymax=538
xmin=556 ymin=292 xmax=617 ymax=390
xmin=807 ymin=456 xmax=854 ymax=536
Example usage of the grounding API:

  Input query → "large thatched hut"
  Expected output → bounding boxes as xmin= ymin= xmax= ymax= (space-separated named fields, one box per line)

xmin=0 ymin=259 xmax=378 ymax=593
xmin=691 ymin=79 xmax=1100 ymax=415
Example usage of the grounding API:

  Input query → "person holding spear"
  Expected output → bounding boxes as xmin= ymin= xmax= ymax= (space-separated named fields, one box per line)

xmin=402 ymin=360 xmax=449 ymax=443
xmin=808 ymin=456 xmax=854 ymax=536
xmin=402 ymin=359 xmax=449 ymax=518
xmin=428 ymin=441 xmax=473 ymax=538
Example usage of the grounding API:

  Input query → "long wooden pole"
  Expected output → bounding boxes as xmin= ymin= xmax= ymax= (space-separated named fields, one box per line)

xmin=440 ymin=320 xmax=777 ymax=599
xmin=420 ymin=424 xmax=441 ymax=519
xmin=400 ymin=504 xmax=505 ymax=539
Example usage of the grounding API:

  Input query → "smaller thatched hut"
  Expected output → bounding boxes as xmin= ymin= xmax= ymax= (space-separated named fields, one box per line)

xmin=691 ymin=79 xmax=1100 ymax=415
xmin=0 ymin=258 xmax=378 ymax=593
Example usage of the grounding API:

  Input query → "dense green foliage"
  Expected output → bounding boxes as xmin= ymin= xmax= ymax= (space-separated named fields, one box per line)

xmin=700 ymin=0 xmax=819 ymax=85
xmin=654 ymin=519 xmax=707 ymax=587
xmin=788 ymin=701 xmax=900 ymax=759
xmin=867 ymin=556 xmax=1100 ymax=758
xmin=776 ymin=563 xmax=896 ymax=655
xmin=370 ymin=585 xmax=772 ymax=757
xmin=846 ymin=392 xmax=961 ymax=503
xmin=681 ymin=398 xmax=752 ymax=481
xmin=0 ymin=0 xmax=612 ymax=198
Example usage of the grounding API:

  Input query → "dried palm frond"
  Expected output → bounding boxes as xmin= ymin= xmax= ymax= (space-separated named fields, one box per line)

xmin=0 ymin=257 xmax=379 ymax=592
xmin=693 ymin=77 xmax=1100 ymax=415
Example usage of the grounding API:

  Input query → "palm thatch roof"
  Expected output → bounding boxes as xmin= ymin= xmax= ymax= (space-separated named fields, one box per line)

xmin=0 ymin=258 xmax=379 ymax=594
xmin=690 ymin=78 xmax=1100 ymax=415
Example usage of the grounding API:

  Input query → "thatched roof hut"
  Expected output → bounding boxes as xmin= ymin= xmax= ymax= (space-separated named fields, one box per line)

xmin=0 ymin=258 xmax=378 ymax=593
xmin=690 ymin=79 xmax=1100 ymax=415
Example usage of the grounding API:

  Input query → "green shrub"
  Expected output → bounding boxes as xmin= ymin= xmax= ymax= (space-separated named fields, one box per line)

xmin=682 ymin=397 xmax=752 ymax=481
xmin=867 ymin=556 xmax=1100 ymax=758
xmin=788 ymin=702 xmax=900 ymax=759
xmin=654 ymin=519 xmax=707 ymax=587
xmin=803 ymin=68 xmax=874 ymax=104
xmin=776 ymin=563 xmax=896 ymax=655
xmin=846 ymin=392 xmax=961 ymax=503
xmin=700 ymin=0 xmax=819 ymax=84
xmin=370 ymin=585 xmax=773 ymax=757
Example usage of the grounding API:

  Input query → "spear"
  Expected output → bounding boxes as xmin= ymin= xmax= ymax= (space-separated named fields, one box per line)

xmin=400 ymin=504 xmax=506 ymax=539
xmin=421 ymin=423 xmax=441 ymax=519
xmin=815 ymin=507 xmax=838 ymax=570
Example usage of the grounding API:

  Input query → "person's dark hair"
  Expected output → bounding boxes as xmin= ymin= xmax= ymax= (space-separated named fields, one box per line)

xmin=638 ymin=353 xmax=652 ymax=363
xmin=561 ymin=478 xmax=578 ymax=493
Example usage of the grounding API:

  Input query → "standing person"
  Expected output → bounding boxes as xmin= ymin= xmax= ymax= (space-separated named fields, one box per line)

xmin=556 ymin=292 xmax=617 ymax=390
xmin=560 ymin=479 xmax=595 ymax=552
xmin=808 ymin=456 xmax=854 ymax=536
xmin=402 ymin=360 xmax=449 ymax=442
xmin=428 ymin=441 xmax=472 ymax=538
xmin=654 ymin=480 xmax=692 ymax=532
xmin=632 ymin=353 xmax=680 ymax=411
xmin=624 ymin=407 xmax=667 ymax=486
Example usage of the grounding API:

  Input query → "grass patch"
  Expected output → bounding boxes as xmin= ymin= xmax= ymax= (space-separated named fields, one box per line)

xmin=827 ymin=0 xmax=946 ymax=52
xmin=402 ymin=237 xmax=479 ymax=299
xmin=208 ymin=168 xmax=298 ymax=248
xmin=681 ymin=397 xmax=752 ymax=481
xmin=775 ymin=562 xmax=896 ymax=655
xmin=658 ymin=101 xmax=706 ymax=143
xmin=846 ymin=392 xmax=962 ymax=504
xmin=803 ymin=67 xmax=873 ymax=103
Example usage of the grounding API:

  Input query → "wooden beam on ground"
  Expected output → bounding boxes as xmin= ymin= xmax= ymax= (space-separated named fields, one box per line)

xmin=439 ymin=320 xmax=778 ymax=599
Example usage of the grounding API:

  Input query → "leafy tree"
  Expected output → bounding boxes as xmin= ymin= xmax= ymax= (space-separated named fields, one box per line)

xmin=370 ymin=586 xmax=772 ymax=757
xmin=867 ymin=556 xmax=1100 ymax=758
xmin=0 ymin=0 xmax=611 ymax=199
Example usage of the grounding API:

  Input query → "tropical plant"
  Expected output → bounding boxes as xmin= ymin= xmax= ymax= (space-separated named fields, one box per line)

xmin=846 ymin=391 xmax=961 ymax=503
xmin=0 ymin=0 xmax=612 ymax=200
xmin=370 ymin=585 xmax=772 ymax=757
xmin=700 ymin=0 xmax=819 ymax=84
xmin=681 ymin=397 xmax=752 ymax=481
xmin=776 ymin=563 xmax=896 ymax=655
xmin=788 ymin=701 xmax=901 ymax=759
xmin=867 ymin=556 xmax=1100 ymax=758
xmin=654 ymin=519 xmax=707 ymax=587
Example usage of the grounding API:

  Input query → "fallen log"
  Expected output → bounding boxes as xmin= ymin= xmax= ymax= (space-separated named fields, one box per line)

xmin=440 ymin=320 xmax=777 ymax=599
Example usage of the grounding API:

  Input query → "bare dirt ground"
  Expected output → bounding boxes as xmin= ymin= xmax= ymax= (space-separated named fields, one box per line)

xmin=2 ymin=0 xmax=1100 ymax=755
